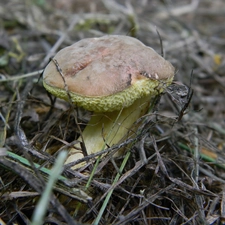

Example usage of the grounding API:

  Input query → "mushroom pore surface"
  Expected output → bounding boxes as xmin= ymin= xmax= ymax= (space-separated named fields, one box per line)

xmin=43 ymin=35 xmax=175 ymax=112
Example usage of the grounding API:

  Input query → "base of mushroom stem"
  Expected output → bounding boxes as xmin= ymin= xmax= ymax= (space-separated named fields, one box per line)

xmin=65 ymin=95 xmax=152 ymax=169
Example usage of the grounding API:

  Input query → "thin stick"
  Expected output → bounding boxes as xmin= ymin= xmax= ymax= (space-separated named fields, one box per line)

xmin=0 ymin=70 xmax=43 ymax=83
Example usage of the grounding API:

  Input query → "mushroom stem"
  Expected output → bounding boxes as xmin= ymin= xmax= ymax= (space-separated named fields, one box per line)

xmin=65 ymin=95 xmax=152 ymax=169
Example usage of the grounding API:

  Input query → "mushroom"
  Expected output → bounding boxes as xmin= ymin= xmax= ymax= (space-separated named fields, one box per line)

xmin=43 ymin=35 xmax=175 ymax=169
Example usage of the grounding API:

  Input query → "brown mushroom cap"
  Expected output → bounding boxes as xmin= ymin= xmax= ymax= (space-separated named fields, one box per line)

xmin=43 ymin=35 xmax=175 ymax=112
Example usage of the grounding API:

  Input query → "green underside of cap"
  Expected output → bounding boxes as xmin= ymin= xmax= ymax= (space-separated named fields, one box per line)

xmin=43 ymin=78 xmax=173 ymax=112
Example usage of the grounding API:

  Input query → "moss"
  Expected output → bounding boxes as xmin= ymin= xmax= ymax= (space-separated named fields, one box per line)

xmin=75 ymin=17 xmax=116 ymax=33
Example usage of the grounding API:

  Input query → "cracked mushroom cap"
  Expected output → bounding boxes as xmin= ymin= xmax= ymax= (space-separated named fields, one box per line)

xmin=43 ymin=35 xmax=175 ymax=112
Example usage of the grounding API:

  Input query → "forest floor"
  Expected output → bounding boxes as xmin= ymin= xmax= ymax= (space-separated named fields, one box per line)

xmin=0 ymin=0 xmax=225 ymax=224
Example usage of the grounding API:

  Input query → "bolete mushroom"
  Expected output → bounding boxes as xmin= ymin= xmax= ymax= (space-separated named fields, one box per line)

xmin=43 ymin=35 xmax=175 ymax=169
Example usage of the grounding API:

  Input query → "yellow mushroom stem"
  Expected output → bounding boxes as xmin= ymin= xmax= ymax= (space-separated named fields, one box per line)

xmin=65 ymin=95 xmax=152 ymax=169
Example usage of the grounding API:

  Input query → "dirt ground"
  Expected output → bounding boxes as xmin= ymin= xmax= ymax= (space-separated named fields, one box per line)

xmin=0 ymin=0 xmax=225 ymax=224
